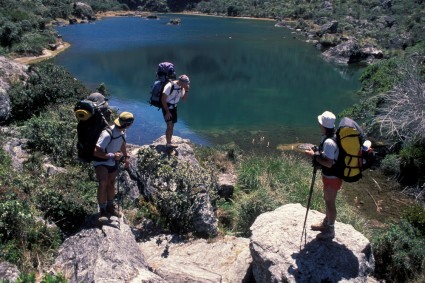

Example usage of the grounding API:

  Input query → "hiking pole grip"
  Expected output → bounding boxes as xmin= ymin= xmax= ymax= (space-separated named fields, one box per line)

xmin=300 ymin=166 xmax=318 ymax=250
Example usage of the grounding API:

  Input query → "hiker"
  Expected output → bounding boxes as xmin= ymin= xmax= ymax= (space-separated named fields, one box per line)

xmin=161 ymin=74 xmax=190 ymax=149
xmin=304 ymin=111 xmax=341 ymax=240
xmin=93 ymin=111 xmax=134 ymax=222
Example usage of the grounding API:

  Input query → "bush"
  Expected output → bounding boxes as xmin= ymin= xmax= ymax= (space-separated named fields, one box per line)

xmin=11 ymin=32 xmax=56 ymax=56
xmin=8 ymin=62 xmax=89 ymax=121
xmin=402 ymin=204 xmax=425 ymax=236
xmin=22 ymin=105 xmax=77 ymax=166
xmin=136 ymin=147 xmax=218 ymax=234
xmin=232 ymin=188 xmax=279 ymax=237
xmin=32 ymin=168 xmax=97 ymax=236
xmin=380 ymin=154 xmax=400 ymax=176
xmin=373 ymin=220 xmax=425 ymax=282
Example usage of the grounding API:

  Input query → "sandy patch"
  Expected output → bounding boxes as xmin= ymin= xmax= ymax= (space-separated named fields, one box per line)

xmin=12 ymin=42 xmax=70 ymax=65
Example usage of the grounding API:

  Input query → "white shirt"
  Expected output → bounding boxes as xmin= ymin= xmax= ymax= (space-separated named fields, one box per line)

xmin=163 ymin=81 xmax=185 ymax=107
xmin=322 ymin=137 xmax=339 ymax=178
xmin=93 ymin=125 xmax=125 ymax=167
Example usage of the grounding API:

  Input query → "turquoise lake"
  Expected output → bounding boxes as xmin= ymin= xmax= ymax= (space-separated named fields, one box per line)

xmin=54 ymin=14 xmax=362 ymax=150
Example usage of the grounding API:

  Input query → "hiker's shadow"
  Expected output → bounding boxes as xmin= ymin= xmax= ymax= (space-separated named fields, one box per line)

xmin=290 ymin=239 xmax=366 ymax=282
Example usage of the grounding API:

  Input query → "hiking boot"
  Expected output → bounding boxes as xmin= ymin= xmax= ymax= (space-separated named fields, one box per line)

xmin=106 ymin=203 xmax=122 ymax=218
xmin=165 ymin=144 xmax=178 ymax=149
xmin=98 ymin=208 xmax=109 ymax=224
xmin=316 ymin=225 xmax=335 ymax=240
xmin=311 ymin=217 xmax=328 ymax=231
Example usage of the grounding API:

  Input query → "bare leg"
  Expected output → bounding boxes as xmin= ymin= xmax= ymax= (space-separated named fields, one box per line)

xmin=165 ymin=121 xmax=174 ymax=145
xmin=323 ymin=187 xmax=338 ymax=225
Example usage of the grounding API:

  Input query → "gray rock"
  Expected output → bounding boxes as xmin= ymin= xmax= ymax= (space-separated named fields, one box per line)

xmin=0 ymin=56 xmax=29 ymax=122
xmin=125 ymin=136 xmax=218 ymax=237
xmin=323 ymin=1 xmax=333 ymax=11
xmin=381 ymin=0 xmax=392 ymax=9
xmin=323 ymin=39 xmax=383 ymax=64
xmin=1 ymin=136 xmax=29 ymax=170
xmin=139 ymin=234 xmax=253 ymax=282
xmin=319 ymin=21 xmax=339 ymax=36
xmin=250 ymin=203 xmax=375 ymax=283
xmin=52 ymin=217 xmax=164 ymax=282
xmin=0 ymin=262 xmax=20 ymax=282
xmin=72 ymin=2 xmax=95 ymax=20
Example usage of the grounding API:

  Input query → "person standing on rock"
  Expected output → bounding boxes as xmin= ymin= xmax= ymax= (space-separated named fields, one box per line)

xmin=304 ymin=111 xmax=342 ymax=240
xmin=161 ymin=74 xmax=190 ymax=150
xmin=93 ymin=111 xmax=134 ymax=223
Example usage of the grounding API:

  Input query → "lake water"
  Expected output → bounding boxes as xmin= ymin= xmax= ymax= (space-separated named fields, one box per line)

xmin=55 ymin=14 xmax=362 ymax=150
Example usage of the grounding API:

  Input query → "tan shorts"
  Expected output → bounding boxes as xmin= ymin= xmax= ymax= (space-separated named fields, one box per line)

xmin=322 ymin=176 xmax=342 ymax=190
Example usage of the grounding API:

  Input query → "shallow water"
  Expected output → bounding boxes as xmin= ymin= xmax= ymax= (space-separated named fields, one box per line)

xmin=54 ymin=14 xmax=362 ymax=150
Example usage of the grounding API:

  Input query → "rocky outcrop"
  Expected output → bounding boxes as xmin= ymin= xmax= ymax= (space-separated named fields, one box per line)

xmin=250 ymin=203 xmax=375 ymax=282
xmin=72 ymin=2 xmax=95 ymax=20
xmin=0 ymin=262 xmax=20 ymax=282
xmin=1 ymin=127 xmax=29 ymax=170
xmin=124 ymin=136 xmax=219 ymax=237
xmin=322 ymin=38 xmax=383 ymax=64
xmin=51 ymin=216 xmax=163 ymax=282
xmin=319 ymin=21 xmax=338 ymax=36
xmin=139 ymin=234 xmax=253 ymax=282
xmin=0 ymin=57 xmax=29 ymax=122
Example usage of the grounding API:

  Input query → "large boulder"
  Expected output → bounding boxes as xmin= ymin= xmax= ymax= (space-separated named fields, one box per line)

xmin=51 ymin=217 xmax=163 ymax=282
xmin=319 ymin=21 xmax=338 ymax=36
xmin=0 ymin=56 xmax=29 ymax=122
xmin=322 ymin=38 xmax=382 ymax=64
xmin=139 ymin=234 xmax=253 ymax=282
xmin=250 ymin=203 xmax=375 ymax=282
xmin=124 ymin=136 xmax=219 ymax=237
xmin=72 ymin=2 xmax=95 ymax=20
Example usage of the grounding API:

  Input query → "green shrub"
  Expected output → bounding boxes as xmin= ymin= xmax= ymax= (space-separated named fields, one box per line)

xmin=380 ymin=154 xmax=401 ymax=176
xmin=232 ymin=188 xmax=279 ymax=237
xmin=0 ymin=191 xmax=62 ymax=271
xmin=402 ymin=204 xmax=425 ymax=236
xmin=373 ymin=220 xmax=425 ymax=282
xmin=11 ymin=32 xmax=56 ymax=56
xmin=8 ymin=62 xmax=89 ymax=121
xmin=33 ymin=168 xmax=97 ymax=235
xmin=136 ymin=147 xmax=218 ymax=235
xmin=22 ymin=105 xmax=77 ymax=166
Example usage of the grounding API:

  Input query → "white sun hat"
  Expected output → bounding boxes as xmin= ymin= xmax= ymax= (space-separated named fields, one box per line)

xmin=317 ymin=111 xmax=336 ymax=129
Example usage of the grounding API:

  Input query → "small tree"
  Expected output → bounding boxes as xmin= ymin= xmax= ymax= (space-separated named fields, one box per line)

xmin=374 ymin=55 xmax=425 ymax=145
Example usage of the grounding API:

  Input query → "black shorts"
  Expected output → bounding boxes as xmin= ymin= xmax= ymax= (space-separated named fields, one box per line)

xmin=162 ymin=107 xmax=178 ymax=124
xmin=95 ymin=163 xmax=118 ymax=173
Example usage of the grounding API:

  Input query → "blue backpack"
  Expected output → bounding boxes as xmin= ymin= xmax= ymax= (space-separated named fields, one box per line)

xmin=149 ymin=62 xmax=176 ymax=108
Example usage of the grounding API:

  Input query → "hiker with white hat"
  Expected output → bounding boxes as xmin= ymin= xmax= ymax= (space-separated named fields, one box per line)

xmin=161 ymin=74 xmax=190 ymax=150
xmin=304 ymin=110 xmax=342 ymax=240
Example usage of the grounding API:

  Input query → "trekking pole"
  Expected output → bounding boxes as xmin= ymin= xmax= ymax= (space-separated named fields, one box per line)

xmin=300 ymin=165 xmax=318 ymax=250
xmin=116 ymin=155 xmax=125 ymax=230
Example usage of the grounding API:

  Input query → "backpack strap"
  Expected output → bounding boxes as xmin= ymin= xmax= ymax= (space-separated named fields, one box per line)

xmin=103 ymin=127 xmax=125 ymax=153
xmin=166 ymin=84 xmax=179 ymax=108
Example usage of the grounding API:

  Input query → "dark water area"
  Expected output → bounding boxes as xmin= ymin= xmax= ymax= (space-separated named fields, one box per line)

xmin=54 ymin=14 xmax=362 ymax=150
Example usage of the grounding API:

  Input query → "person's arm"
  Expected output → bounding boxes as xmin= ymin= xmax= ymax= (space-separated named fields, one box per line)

xmin=304 ymin=148 xmax=333 ymax=168
xmin=94 ymin=145 xmax=120 ymax=160
xmin=181 ymin=85 xmax=189 ymax=101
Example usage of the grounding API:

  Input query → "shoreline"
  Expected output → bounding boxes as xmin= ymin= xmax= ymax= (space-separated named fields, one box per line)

xmin=12 ymin=42 xmax=71 ymax=65
xmin=10 ymin=10 xmax=289 ymax=65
